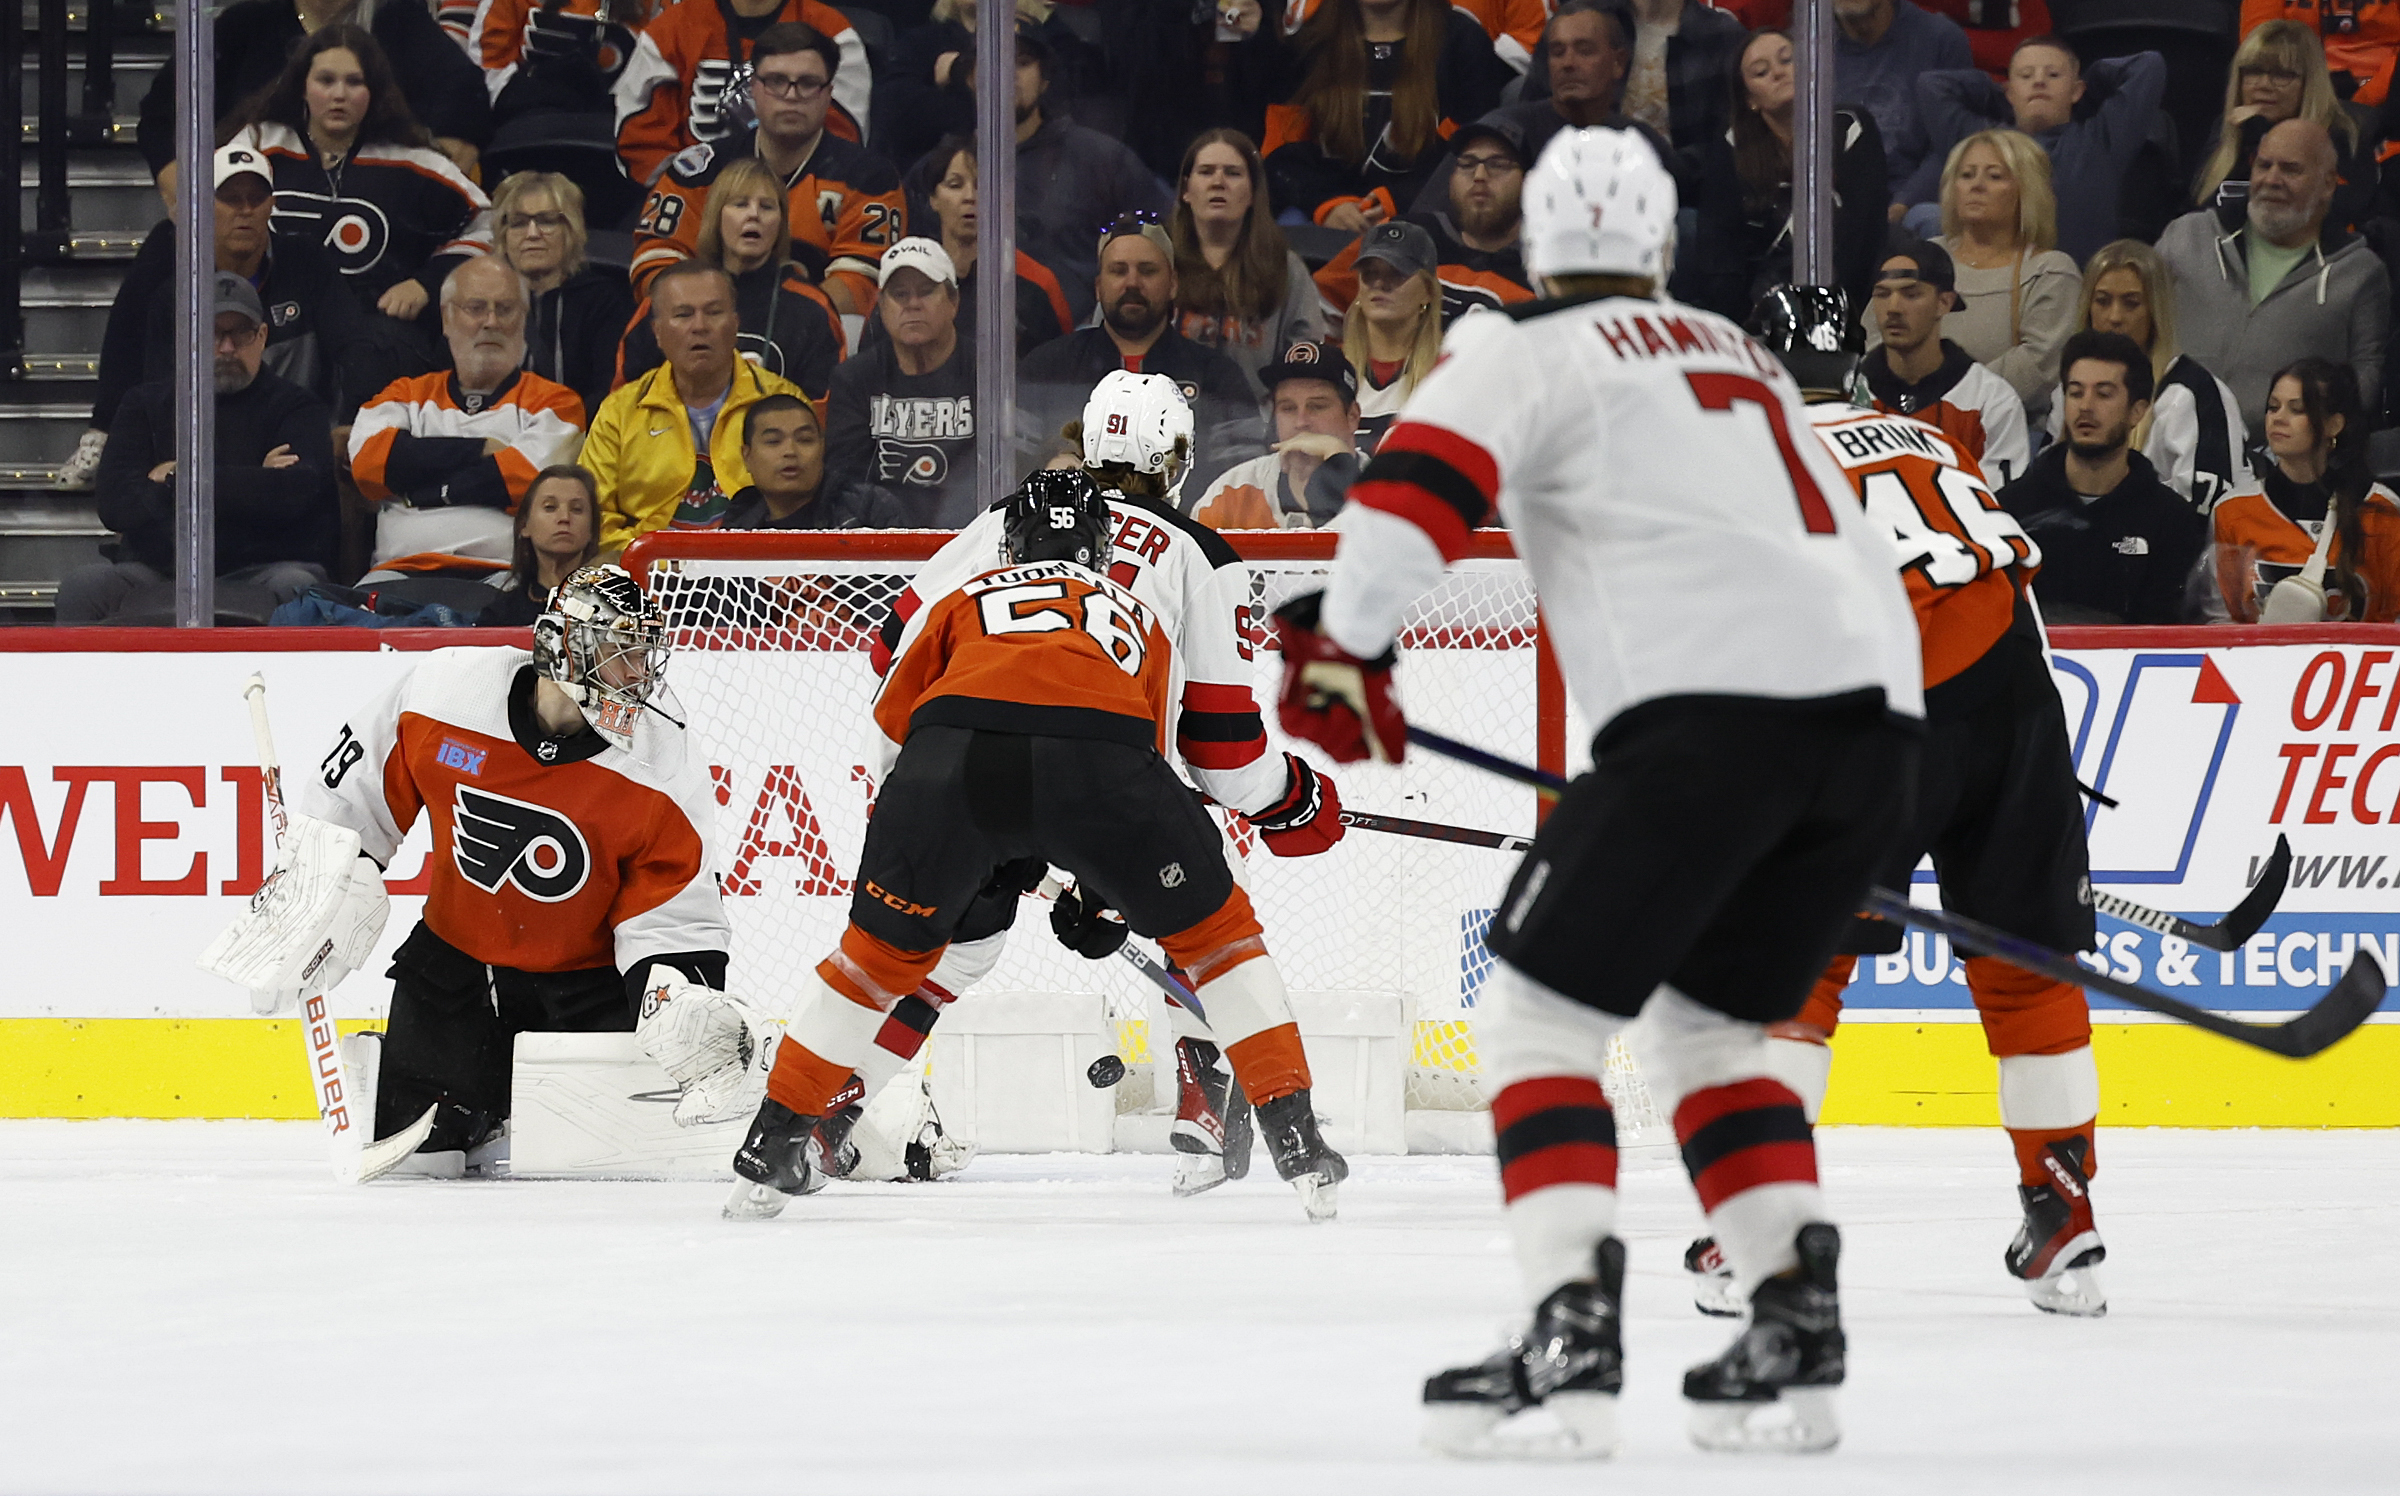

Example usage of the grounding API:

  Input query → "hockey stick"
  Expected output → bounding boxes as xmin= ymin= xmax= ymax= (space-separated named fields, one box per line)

xmin=2082 ymin=835 xmax=2292 ymax=953
xmin=1034 ymin=874 xmax=1209 ymax=1024
xmin=1404 ymin=727 xmax=2388 ymax=1059
xmin=241 ymin=675 xmax=437 ymax=1183
xmin=1340 ymin=809 xmax=1533 ymax=854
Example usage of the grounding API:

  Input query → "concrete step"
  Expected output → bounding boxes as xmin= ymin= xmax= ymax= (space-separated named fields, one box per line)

xmin=23 ymin=301 xmax=113 ymax=356
xmin=0 ymin=403 xmax=100 ymax=467
xmin=19 ymin=156 xmax=160 ymax=235
xmin=19 ymin=49 xmax=165 ymax=117
xmin=0 ymin=492 xmax=112 ymax=610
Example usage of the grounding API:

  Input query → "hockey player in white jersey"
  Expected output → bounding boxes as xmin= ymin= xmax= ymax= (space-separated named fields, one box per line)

xmin=807 ymin=370 xmax=1347 ymax=1197
xmin=1273 ymin=130 xmax=1926 ymax=1456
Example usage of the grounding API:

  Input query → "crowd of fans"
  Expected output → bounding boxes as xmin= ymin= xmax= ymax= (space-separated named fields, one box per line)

xmin=46 ymin=0 xmax=2400 ymax=625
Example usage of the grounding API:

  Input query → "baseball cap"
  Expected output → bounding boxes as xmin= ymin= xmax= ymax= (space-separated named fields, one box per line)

xmin=1878 ymin=240 xmax=1956 ymax=296
xmin=213 ymin=141 xmax=272 ymax=191
xmin=1098 ymin=211 xmax=1173 ymax=262
xmin=213 ymin=271 xmax=267 ymax=327
xmin=1449 ymin=114 xmax=1529 ymax=167
xmin=1356 ymin=220 xmax=1438 ymax=281
xmin=1259 ymin=340 xmax=1358 ymax=405
xmin=880 ymin=236 xmax=958 ymax=289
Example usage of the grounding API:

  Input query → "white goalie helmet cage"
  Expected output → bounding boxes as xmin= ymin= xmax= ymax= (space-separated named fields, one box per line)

xmin=532 ymin=563 xmax=675 ymax=753
xmin=1521 ymin=125 xmax=1679 ymax=285
xmin=1081 ymin=369 xmax=1196 ymax=496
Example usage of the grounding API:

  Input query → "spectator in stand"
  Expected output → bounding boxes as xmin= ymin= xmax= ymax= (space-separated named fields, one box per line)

xmin=1679 ymin=28 xmax=1889 ymax=322
xmin=1010 ymin=23 xmax=1173 ymax=322
xmin=493 ymin=172 xmax=635 ymax=426
xmin=614 ymin=0 xmax=869 ymax=187
xmin=823 ymin=240 xmax=983 ymax=527
xmin=901 ymin=137 xmax=1075 ymax=356
xmin=1324 ymin=115 xmax=1533 ymax=319
xmin=349 ymin=256 xmax=589 ymax=568
xmin=2045 ymin=241 xmax=2252 ymax=513
xmin=629 ymin=22 xmax=903 ymax=321
xmin=1864 ymin=241 xmax=2031 ymax=484
xmin=726 ymin=393 xmax=906 ymax=527
xmin=583 ymin=262 xmax=809 ymax=548
xmin=1608 ymin=0 xmax=1745 ymax=153
xmin=1095 ymin=0 xmax=1289 ymax=180
xmin=1017 ymin=218 xmax=1263 ymax=491
xmin=2214 ymin=358 xmax=2400 ymax=622
xmin=620 ymin=159 xmax=847 ymax=402
xmin=2158 ymin=119 xmax=2390 ymax=439
xmin=1170 ymin=129 xmax=1329 ymax=396
xmin=1263 ymin=0 xmax=1508 ymax=233
xmin=1831 ymin=0 xmax=1972 ymax=208
xmin=2240 ymin=0 xmax=2400 ymax=110
xmin=477 ymin=465 xmax=605 ymax=627
xmin=2000 ymin=330 xmax=2207 ymax=625
xmin=470 ymin=0 xmax=650 ymax=127
xmin=59 ymin=275 xmax=337 ymax=624
xmin=65 ymin=142 xmax=369 ymax=490
xmin=1191 ymin=341 xmax=1361 ymax=528
xmin=220 ymin=27 xmax=495 ymax=380
xmin=1886 ymin=129 xmax=2078 ymax=424
xmin=137 ymin=0 xmax=490 ymax=210
xmin=1422 ymin=1 xmax=1668 ymax=210
xmin=1898 ymin=36 xmax=2167 ymax=265
xmin=879 ymin=0 xmax=1098 ymax=171
xmin=1342 ymin=220 xmax=1443 ymax=452
xmin=2195 ymin=22 xmax=2380 ymax=240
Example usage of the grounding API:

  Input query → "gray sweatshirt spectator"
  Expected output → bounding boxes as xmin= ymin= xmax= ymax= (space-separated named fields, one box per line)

xmin=1833 ymin=0 xmax=1972 ymax=200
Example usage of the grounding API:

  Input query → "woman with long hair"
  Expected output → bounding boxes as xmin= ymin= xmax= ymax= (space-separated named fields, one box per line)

xmin=1171 ymin=128 xmax=1327 ymax=393
xmin=1263 ymin=0 xmax=1507 ymax=232
xmin=898 ymin=136 xmax=1074 ymax=355
xmin=2213 ymin=359 xmax=2400 ymax=622
xmin=479 ymin=465 xmax=602 ymax=626
xmin=1681 ymin=28 xmax=1888 ymax=321
xmin=1342 ymin=221 xmax=1442 ymax=451
xmin=2194 ymin=21 xmax=2376 ymax=232
xmin=1917 ymin=128 xmax=2079 ymax=418
xmin=220 ymin=25 xmax=492 ymax=347
xmin=492 ymin=171 xmax=635 ymax=422
xmin=615 ymin=159 xmax=846 ymax=402
xmin=2045 ymin=240 xmax=2251 ymax=511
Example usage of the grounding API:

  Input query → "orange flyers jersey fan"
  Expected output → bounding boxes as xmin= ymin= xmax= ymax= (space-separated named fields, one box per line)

xmin=1808 ymin=404 xmax=2041 ymax=689
xmin=872 ymin=561 xmax=1176 ymax=769
xmin=293 ymin=646 xmax=729 ymax=976
xmin=2212 ymin=484 xmax=2400 ymax=622
xmin=629 ymin=134 xmax=904 ymax=305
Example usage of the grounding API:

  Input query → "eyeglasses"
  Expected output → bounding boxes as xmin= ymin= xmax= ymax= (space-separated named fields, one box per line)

xmin=1097 ymin=209 xmax=1163 ymax=246
xmin=753 ymin=71 xmax=832 ymax=99
xmin=1453 ymin=152 xmax=1521 ymax=178
xmin=452 ymin=299 xmax=525 ymax=322
xmin=2240 ymin=66 xmax=2303 ymax=84
xmin=503 ymin=211 xmax=569 ymax=232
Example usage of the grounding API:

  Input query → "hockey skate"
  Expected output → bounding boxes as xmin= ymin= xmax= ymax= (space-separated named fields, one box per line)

xmin=813 ymin=1078 xmax=869 ymax=1181
xmin=1423 ymin=1237 xmax=1624 ymax=1459
xmin=2006 ymin=1138 xmax=2107 ymax=1317
xmin=1683 ymin=1235 xmax=1744 ymax=1317
xmin=723 ymin=1100 xmax=827 ymax=1221
xmin=1170 ymin=1039 xmax=1234 ymax=1197
xmin=1683 ymin=1222 xmax=1845 ymax=1453
xmin=1254 ymin=1088 xmax=1346 ymax=1222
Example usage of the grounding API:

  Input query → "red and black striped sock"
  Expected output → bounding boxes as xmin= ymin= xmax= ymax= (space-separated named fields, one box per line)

xmin=1493 ymin=1076 xmax=1618 ymax=1201
xmin=1674 ymin=1077 xmax=1818 ymax=1213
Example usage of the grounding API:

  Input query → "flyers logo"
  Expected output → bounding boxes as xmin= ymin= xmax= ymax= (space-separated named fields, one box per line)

xmin=452 ymin=786 xmax=591 ymax=902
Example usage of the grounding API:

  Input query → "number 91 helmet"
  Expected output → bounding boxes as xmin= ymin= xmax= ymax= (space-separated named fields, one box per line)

xmin=532 ymin=563 xmax=673 ymax=753
xmin=1002 ymin=468 xmax=1115 ymax=571
xmin=1080 ymin=369 xmax=1195 ymax=497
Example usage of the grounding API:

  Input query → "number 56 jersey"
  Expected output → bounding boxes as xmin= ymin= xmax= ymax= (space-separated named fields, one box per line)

xmin=294 ymin=646 xmax=730 ymax=978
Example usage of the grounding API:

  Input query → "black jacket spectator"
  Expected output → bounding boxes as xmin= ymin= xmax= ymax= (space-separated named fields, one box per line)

xmin=1266 ymin=6 xmax=1507 ymax=225
xmin=1414 ymin=101 xmax=1674 ymax=213
xmin=1517 ymin=0 xmax=1738 ymax=154
xmin=94 ymin=221 xmax=371 ymax=429
xmin=1016 ymin=325 xmax=1264 ymax=494
xmin=876 ymin=8 xmax=1098 ymax=171
xmin=618 ymin=261 xmax=846 ymax=404
xmin=1017 ymin=115 xmax=1174 ymax=322
xmin=1678 ymin=104 xmax=1888 ymax=324
xmin=823 ymin=332 xmax=982 ymax=528
xmin=1094 ymin=0 xmax=1289 ymax=180
xmin=97 ymin=370 xmax=339 ymax=576
xmin=136 ymin=0 xmax=490 ymax=178
xmin=721 ymin=482 xmax=907 ymax=528
xmin=1999 ymin=445 xmax=2208 ymax=625
xmin=525 ymin=265 xmax=637 ymax=424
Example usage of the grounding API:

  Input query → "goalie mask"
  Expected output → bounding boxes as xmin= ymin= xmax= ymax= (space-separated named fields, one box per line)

xmin=1080 ymin=369 xmax=1195 ymax=499
xmin=532 ymin=564 xmax=673 ymax=752
xmin=1002 ymin=468 xmax=1115 ymax=570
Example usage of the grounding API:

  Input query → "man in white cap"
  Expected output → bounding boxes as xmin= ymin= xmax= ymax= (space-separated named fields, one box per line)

xmin=1275 ymin=127 xmax=1925 ymax=1458
xmin=822 ymin=236 xmax=980 ymax=527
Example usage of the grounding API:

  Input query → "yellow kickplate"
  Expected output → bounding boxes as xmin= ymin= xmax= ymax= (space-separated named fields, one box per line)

xmin=0 ymin=1018 xmax=386 ymax=1120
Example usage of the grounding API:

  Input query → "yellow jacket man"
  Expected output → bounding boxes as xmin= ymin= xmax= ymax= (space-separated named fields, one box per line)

xmin=585 ymin=262 xmax=809 ymax=552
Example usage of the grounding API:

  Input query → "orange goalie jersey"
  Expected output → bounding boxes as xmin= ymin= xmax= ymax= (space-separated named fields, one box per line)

xmin=293 ymin=646 xmax=729 ymax=976
xmin=1809 ymin=403 xmax=2042 ymax=690
xmin=872 ymin=560 xmax=1176 ymax=767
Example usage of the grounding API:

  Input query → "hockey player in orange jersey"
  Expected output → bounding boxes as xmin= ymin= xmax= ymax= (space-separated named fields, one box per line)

xmin=725 ymin=471 xmax=1350 ymax=1223
xmin=1710 ymin=285 xmax=2109 ymax=1317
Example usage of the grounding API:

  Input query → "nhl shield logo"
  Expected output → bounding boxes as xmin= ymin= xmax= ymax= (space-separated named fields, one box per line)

xmin=452 ymin=786 xmax=591 ymax=901
xmin=1158 ymin=862 xmax=1185 ymax=888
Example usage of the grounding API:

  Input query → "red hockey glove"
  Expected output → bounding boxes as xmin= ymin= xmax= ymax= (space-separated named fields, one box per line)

xmin=1272 ymin=592 xmax=1404 ymax=765
xmin=1247 ymin=752 xmax=1345 ymax=857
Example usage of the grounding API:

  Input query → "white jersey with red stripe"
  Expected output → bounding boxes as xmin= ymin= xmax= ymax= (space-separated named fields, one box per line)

xmin=875 ymin=489 xmax=1287 ymax=815
xmin=1321 ymin=293 xmax=1924 ymax=731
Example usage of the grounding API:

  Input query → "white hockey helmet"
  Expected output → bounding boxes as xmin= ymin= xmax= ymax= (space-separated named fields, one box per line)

xmin=1080 ymin=369 xmax=1195 ymax=494
xmin=531 ymin=563 xmax=673 ymax=753
xmin=1521 ymin=126 xmax=1679 ymax=285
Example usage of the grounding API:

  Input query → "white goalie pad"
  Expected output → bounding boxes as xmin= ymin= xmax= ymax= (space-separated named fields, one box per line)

xmin=848 ymin=1060 xmax=975 ymax=1182
xmin=197 ymin=816 xmax=389 ymax=1005
xmin=632 ymin=978 xmax=774 ymax=1126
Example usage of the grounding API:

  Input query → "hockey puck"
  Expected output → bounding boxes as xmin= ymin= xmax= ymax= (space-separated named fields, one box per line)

xmin=1086 ymin=1054 xmax=1127 ymax=1088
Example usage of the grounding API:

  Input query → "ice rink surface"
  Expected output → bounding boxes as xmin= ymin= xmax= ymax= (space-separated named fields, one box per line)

xmin=3 ymin=1123 xmax=2394 ymax=1496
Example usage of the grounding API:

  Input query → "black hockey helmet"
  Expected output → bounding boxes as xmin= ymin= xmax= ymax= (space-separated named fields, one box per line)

xmin=1002 ymin=468 xmax=1114 ymax=570
xmin=1748 ymin=284 xmax=1861 ymax=397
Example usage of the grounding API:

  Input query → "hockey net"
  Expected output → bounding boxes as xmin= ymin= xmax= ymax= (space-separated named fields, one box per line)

xmin=625 ymin=529 xmax=1665 ymax=1145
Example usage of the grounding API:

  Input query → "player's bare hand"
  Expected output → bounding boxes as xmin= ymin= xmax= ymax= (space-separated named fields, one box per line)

xmin=378 ymin=280 xmax=430 ymax=320
xmin=149 ymin=459 xmax=177 ymax=483
xmin=435 ymin=136 xmax=481 ymax=178
xmin=261 ymin=444 xmax=299 ymax=469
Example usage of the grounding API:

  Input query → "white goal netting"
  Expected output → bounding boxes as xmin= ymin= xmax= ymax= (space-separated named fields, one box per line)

xmin=632 ymin=530 xmax=1665 ymax=1145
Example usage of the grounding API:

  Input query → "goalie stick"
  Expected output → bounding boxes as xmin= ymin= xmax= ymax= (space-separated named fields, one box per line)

xmin=1404 ymin=727 xmax=2387 ymax=1059
xmin=240 ymin=675 xmax=437 ymax=1183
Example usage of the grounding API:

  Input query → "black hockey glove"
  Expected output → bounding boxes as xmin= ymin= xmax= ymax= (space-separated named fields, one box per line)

xmin=1050 ymin=882 xmax=1130 ymax=959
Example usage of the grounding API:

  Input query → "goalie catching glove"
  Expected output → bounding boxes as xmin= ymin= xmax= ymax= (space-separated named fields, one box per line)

xmin=1273 ymin=591 xmax=1405 ymax=765
xmin=197 ymin=814 xmax=389 ymax=1014
xmin=634 ymin=974 xmax=778 ymax=1126
xmin=1245 ymin=752 xmax=1345 ymax=856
